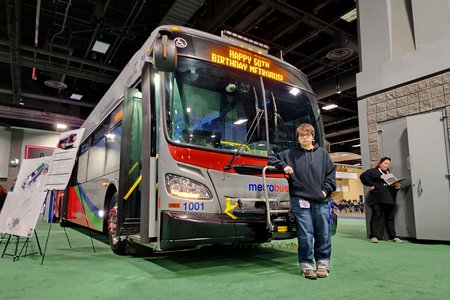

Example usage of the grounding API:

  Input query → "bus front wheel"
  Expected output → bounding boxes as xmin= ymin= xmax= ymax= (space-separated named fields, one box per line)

xmin=108 ymin=193 xmax=126 ymax=255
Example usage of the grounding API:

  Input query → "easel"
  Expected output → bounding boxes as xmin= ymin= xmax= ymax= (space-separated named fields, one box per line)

xmin=40 ymin=189 xmax=96 ymax=265
xmin=1 ymin=230 xmax=42 ymax=261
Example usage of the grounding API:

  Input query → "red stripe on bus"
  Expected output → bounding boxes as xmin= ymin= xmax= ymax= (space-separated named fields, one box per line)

xmin=167 ymin=144 xmax=267 ymax=172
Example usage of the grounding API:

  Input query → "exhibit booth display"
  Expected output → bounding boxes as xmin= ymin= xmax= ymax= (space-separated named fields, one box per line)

xmin=0 ymin=129 xmax=85 ymax=262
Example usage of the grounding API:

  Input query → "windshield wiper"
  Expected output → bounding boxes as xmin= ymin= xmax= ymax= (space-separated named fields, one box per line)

xmin=270 ymin=92 xmax=296 ymax=143
xmin=224 ymin=86 xmax=264 ymax=171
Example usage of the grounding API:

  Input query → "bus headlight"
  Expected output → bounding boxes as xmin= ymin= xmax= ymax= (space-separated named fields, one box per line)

xmin=165 ymin=174 xmax=212 ymax=200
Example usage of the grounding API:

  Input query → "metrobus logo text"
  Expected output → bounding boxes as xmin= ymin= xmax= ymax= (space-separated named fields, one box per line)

xmin=210 ymin=47 xmax=284 ymax=81
xmin=248 ymin=183 xmax=289 ymax=193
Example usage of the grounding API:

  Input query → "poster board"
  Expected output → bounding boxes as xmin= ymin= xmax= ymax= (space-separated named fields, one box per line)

xmin=0 ymin=157 xmax=52 ymax=236
xmin=13 ymin=157 xmax=52 ymax=193
xmin=44 ymin=128 xmax=84 ymax=190
xmin=0 ymin=192 xmax=47 ymax=237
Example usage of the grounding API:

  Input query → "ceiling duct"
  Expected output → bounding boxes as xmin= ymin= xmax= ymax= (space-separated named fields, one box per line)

xmin=44 ymin=79 xmax=67 ymax=89
xmin=0 ymin=104 xmax=84 ymax=127
xmin=326 ymin=30 xmax=357 ymax=60
xmin=41 ymin=43 xmax=74 ymax=90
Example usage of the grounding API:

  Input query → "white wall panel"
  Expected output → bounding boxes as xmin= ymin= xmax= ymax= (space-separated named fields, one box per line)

xmin=0 ymin=128 xmax=11 ymax=178
xmin=357 ymin=0 xmax=450 ymax=97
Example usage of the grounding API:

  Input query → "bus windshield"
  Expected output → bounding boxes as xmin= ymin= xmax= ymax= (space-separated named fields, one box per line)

xmin=165 ymin=56 xmax=320 ymax=156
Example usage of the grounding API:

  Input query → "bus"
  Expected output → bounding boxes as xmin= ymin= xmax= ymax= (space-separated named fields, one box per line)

xmin=61 ymin=25 xmax=326 ymax=254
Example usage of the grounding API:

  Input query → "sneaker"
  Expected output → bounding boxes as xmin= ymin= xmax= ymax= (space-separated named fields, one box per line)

xmin=316 ymin=268 xmax=329 ymax=278
xmin=301 ymin=269 xmax=318 ymax=280
xmin=370 ymin=237 xmax=379 ymax=243
xmin=392 ymin=237 xmax=404 ymax=243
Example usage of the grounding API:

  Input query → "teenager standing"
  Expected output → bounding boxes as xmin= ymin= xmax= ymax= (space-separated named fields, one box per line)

xmin=269 ymin=123 xmax=336 ymax=279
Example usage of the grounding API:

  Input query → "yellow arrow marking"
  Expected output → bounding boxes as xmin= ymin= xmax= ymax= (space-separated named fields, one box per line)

xmin=224 ymin=197 xmax=238 ymax=220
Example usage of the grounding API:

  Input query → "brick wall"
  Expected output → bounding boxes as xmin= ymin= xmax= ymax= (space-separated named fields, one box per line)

xmin=363 ymin=71 xmax=450 ymax=165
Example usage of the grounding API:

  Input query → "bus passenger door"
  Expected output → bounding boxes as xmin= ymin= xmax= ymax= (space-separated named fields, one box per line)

xmin=118 ymin=87 xmax=142 ymax=237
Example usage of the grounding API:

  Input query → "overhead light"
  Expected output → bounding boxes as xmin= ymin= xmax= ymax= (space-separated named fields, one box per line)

xmin=322 ymin=104 xmax=338 ymax=110
xmin=70 ymin=93 xmax=83 ymax=100
xmin=352 ymin=144 xmax=361 ymax=148
xmin=234 ymin=119 xmax=248 ymax=125
xmin=92 ymin=40 xmax=110 ymax=54
xmin=56 ymin=123 xmax=68 ymax=129
xmin=289 ymin=87 xmax=300 ymax=96
xmin=336 ymin=83 xmax=342 ymax=94
xmin=340 ymin=8 xmax=357 ymax=23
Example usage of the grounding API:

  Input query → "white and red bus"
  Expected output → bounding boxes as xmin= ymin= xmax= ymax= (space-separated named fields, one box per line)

xmin=61 ymin=26 xmax=326 ymax=254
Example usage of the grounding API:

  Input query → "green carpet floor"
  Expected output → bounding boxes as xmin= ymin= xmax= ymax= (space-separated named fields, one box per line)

xmin=1 ymin=218 xmax=449 ymax=299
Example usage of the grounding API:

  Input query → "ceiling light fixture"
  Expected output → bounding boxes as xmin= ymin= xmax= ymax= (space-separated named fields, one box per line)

xmin=92 ymin=40 xmax=110 ymax=54
xmin=322 ymin=104 xmax=338 ymax=110
xmin=70 ymin=93 xmax=83 ymax=100
xmin=335 ymin=63 xmax=342 ymax=94
xmin=340 ymin=8 xmax=357 ymax=23
xmin=56 ymin=123 xmax=68 ymax=129
xmin=234 ymin=119 xmax=248 ymax=125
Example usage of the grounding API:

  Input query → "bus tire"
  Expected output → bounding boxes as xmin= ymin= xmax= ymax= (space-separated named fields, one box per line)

xmin=107 ymin=193 xmax=126 ymax=255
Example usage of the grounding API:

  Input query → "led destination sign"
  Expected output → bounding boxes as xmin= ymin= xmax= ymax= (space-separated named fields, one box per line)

xmin=210 ymin=47 xmax=284 ymax=81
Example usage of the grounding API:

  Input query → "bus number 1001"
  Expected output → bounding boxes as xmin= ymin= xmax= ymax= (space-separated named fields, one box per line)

xmin=183 ymin=202 xmax=205 ymax=211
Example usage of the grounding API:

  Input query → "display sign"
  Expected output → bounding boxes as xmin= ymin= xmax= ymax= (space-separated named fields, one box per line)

xmin=14 ymin=156 xmax=52 ymax=194
xmin=210 ymin=46 xmax=285 ymax=81
xmin=44 ymin=128 xmax=85 ymax=190
xmin=0 ymin=191 xmax=47 ymax=237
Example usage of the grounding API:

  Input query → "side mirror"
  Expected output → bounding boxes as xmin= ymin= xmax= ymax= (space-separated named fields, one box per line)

xmin=153 ymin=34 xmax=177 ymax=72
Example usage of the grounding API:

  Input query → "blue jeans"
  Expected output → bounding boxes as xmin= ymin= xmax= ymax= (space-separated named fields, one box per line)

xmin=290 ymin=198 xmax=331 ymax=271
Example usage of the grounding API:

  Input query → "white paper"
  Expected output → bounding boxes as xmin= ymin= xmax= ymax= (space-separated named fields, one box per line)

xmin=0 ymin=191 xmax=47 ymax=237
xmin=14 ymin=157 xmax=52 ymax=194
xmin=44 ymin=128 xmax=85 ymax=191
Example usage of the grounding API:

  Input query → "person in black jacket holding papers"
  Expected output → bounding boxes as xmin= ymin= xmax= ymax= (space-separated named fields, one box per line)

xmin=269 ymin=123 xmax=336 ymax=280
xmin=360 ymin=156 xmax=403 ymax=243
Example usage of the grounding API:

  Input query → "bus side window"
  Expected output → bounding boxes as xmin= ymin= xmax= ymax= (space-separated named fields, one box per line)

xmin=169 ymin=77 xmax=185 ymax=142
xmin=105 ymin=125 xmax=122 ymax=174
xmin=77 ymin=140 xmax=90 ymax=183
xmin=87 ymin=122 xmax=108 ymax=181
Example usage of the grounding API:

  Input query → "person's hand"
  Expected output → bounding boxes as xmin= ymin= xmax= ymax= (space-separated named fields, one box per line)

xmin=283 ymin=166 xmax=293 ymax=174
xmin=394 ymin=181 xmax=401 ymax=189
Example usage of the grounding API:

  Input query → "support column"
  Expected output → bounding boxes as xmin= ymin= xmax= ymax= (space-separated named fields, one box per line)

xmin=7 ymin=128 xmax=23 ymax=190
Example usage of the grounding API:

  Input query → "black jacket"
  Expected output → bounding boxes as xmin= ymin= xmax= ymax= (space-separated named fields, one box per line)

xmin=360 ymin=168 xmax=398 ymax=204
xmin=268 ymin=144 xmax=336 ymax=202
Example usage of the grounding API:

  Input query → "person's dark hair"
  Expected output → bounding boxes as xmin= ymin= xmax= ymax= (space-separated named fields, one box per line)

xmin=375 ymin=156 xmax=391 ymax=169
